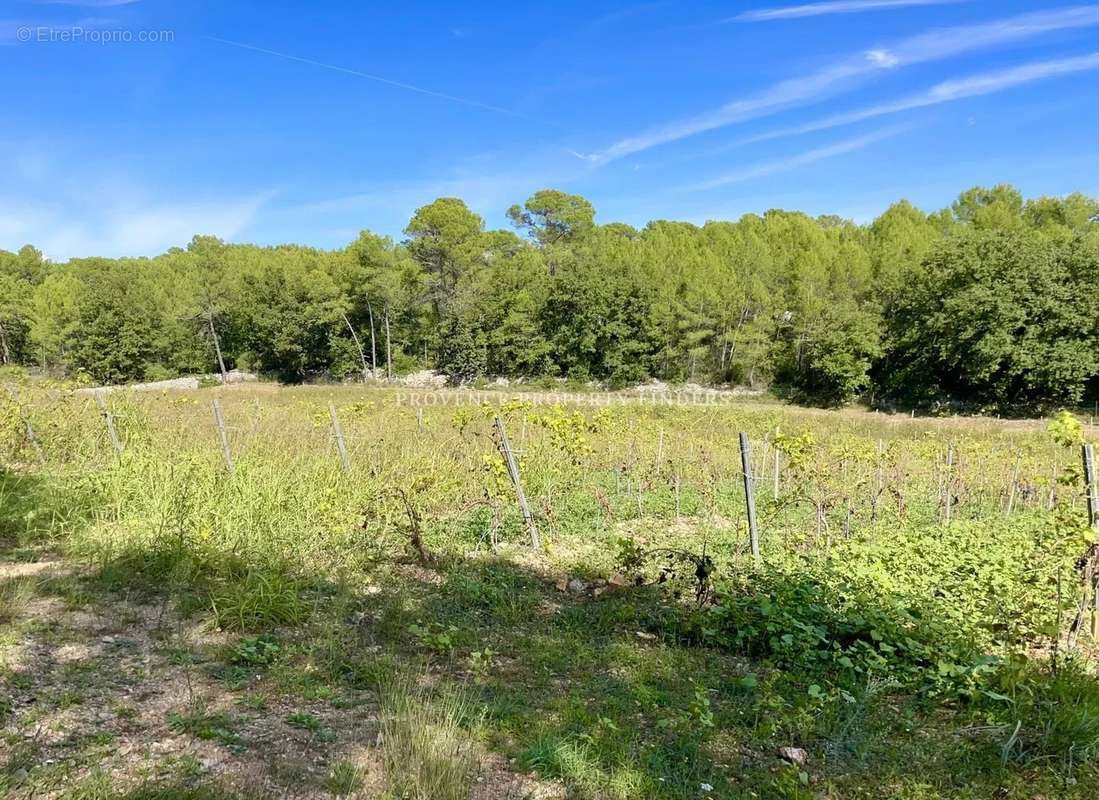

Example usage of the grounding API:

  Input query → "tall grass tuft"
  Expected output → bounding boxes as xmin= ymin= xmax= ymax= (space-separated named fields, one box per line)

xmin=378 ymin=675 xmax=480 ymax=800
xmin=0 ymin=576 xmax=36 ymax=626
xmin=1002 ymin=664 xmax=1099 ymax=768
xmin=208 ymin=567 xmax=308 ymax=630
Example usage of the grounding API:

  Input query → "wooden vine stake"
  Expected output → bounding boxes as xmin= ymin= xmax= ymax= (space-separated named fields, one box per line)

xmin=1084 ymin=444 xmax=1098 ymax=530
xmin=772 ymin=428 xmax=780 ymax=501
xmin=329 ymin=402 xmax=350 ymax=473
xmin=24 ymin=415 xmax=45 ymax=466
xmin=739 ymin=432 xmax=760 ymax=562
xmin=1005 ymin=456 xmax=1021 ymax=515
xmin=211 ymin=399 xmax=234 ymax=474
xmin=1066 ymin=443 xmax=1099 ymax=648
xmin=5 ymin=385 xmax=45 ymax=466
xmin=872 ymin=438 xmax=884 ymax=522
xmin=494 ymin=415 xmax=540 ymax=549
xmin=95 ymin=393 xmax=123 ymax=454
xmin=943 ymin=443 xmax=955 ymax=524
xmin=1084 ymin=444 xmax=1099 ymax=639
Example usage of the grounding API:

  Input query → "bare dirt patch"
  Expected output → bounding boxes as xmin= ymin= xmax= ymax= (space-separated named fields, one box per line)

xmin=0 ymin=560 xmax=563 ymax=799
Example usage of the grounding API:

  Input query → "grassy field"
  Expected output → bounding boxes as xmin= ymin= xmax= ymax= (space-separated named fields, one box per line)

xmin=2 ymin=380 xmax=1099 ymax=799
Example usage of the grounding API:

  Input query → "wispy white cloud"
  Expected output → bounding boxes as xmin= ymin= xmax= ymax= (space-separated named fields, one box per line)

xmin=680 ymin=128 xmax=901 ymax=191
xmin=298 ymin=167 xmax=582 ymax=223
xmin=591 ymin=5 xmax=1099 ymax=163
xmin=737 ymin=51 xmax=1099 ymax=146
xmin=37 ymin=0 xmax=141 ymax=6
xmin=589 ymin=60 xmax=871 ymax=163
xmin=281 ymin=147 xmax=587 ymax=241
xmin=865 ymin=49 xmax=900 ymax=67
xmin=0 ymin=146 xmax=272 ymax=260
xmin=881 ymin=5 xmax=1099 ymax=63
xmin=205 ymin=35 xmax=540 ymax=122
xmin=587 ymin=2 xmax=670 ymax=30
xmin=6 ymin=194 xmax=269 ymax=261
xmin=734 ymin=0 xmax=963 ymax=23
xmin=2 ymin=196 xmax=270 ymax=261
xmin=298 ymin=174 xmax=542 ymax=219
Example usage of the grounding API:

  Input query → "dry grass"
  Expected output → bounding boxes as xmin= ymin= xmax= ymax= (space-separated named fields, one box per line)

xmin=378 ymin=676 xmax=480 ymax=800
xmin=0 ymin=576 xmax=35 ymax=626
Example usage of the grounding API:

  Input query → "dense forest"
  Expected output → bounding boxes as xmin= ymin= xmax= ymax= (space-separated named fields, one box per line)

xmin=1 ymin=183 xmax=1097 ymax=410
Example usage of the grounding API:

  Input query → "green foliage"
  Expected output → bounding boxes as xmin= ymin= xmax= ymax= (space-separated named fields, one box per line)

xmin=66 ymin=262 xmax=172 ymax=383
xmin=435 ymin=314 xmax=487 ymax=381
xmin=1048 ymin=410 xmax=1085 ymax=447
xmin=690 ymin=516 xmax=1080 ymax=702
xmin=0 ymin=246 xmax=44 ymax=366
xmin=780 ymin=303 xmax=882 ymax=406
xmin=229 ymin=635 xmax=282 ymax=666
xmin=167 ymin=703 xmax=243 ymax=751
xmin=408 ymin=622 xmax=460 ymax=654
xmin=540 ymin=257 xmax=659 ymax=385
xmin=7 ymin=387 xmax=1099 ymax=797
xmin=952 ymin=184 xmax=1025 ymax=230
xmin=1000 ymin=663 xmax=1099 ymax=768
xmin=508 ymin=189 xmax=596 ymax=247
xmin=285 ymin=710 xmax=330 ymax=738
xmin=883 ymin=229 xmax=1099 ymax=409
xmin=208 ymin=569 xmax=308 ymax=630
xmin=7 ymin=184 xmax=1098 ymax=410
xmin=405 ymin=197 xmax=484 ymax=320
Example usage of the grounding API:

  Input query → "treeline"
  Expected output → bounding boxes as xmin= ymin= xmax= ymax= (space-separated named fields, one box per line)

xmin=1 ymin=184 xmax=1097 ymax=410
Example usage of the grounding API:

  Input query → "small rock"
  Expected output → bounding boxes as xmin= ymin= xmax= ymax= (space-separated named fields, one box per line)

xmin=554 ymin=578 xmax=568 ymax=593
xmin=566 ymin=578 xmax=587 ymax=594
xmin=777 ymin=746 xmax=808 ymax=766
xmin=635 ymin=631 xmax=656 ymax=641
xmin=12 ymin=768 xmax=28 ymax=783
xmin=592 ymin=587 xmax=605 ymax=598
xmin=607 ymin=573 xmax=629 ymax=590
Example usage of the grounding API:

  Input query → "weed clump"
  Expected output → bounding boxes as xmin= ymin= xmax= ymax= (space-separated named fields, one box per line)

xmin=378 ymin=676 xmax=479 ymax=800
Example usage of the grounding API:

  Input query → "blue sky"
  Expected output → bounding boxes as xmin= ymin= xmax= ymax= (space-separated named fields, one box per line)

xmin=3 ymin=0 xmax=1099 ymax=259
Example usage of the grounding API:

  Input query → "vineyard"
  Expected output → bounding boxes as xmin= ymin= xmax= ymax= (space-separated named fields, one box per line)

xmin=2 ymin=380 xmax=1099 ymax=799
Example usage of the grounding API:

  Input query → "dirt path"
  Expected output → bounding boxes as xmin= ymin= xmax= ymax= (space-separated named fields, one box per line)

xmin=0 ymin=559 xmax=557 ymax=799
